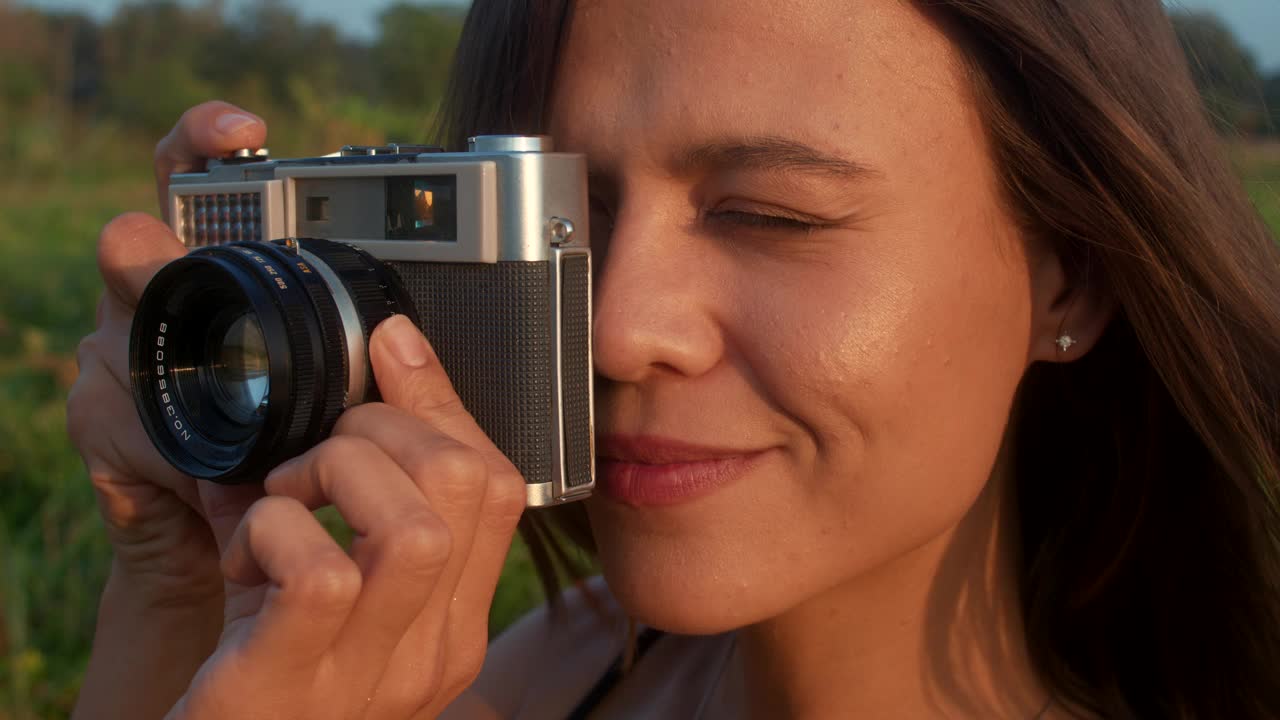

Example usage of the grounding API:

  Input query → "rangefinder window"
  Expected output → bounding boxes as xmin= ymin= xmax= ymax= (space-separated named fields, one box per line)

xmin=385 ymin=176 xmax=458 ymax=241
xmin=305 ymin=196 xmax=330 ymax=222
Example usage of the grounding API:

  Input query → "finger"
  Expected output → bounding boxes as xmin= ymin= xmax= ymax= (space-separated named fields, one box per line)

xmin=154 ymin=101 xmax=266 ymax=217
xmin=433 ymin=451 xmax=526 ymax=685
xmin=365 ymin=314 xmax=528 ymax=592
xmin=385 ymin=468 xmax=526 ymax=713
xmin=365 ymin=316 xmax=527 ymax=621
xmin=98 ymin=213 xmax=185 ymax=310
xmin=67 ymin=329 xmax=209 ymax=509
xmin=330 ymin=403 xmax=491 ymax=600
xmin=198 ymin=481 xmax=267 ymax=554
xmin=67 ymin=364 xmax=195 ymax=500
xmin=71 ymin=292 xmax=207 ymax=514
xmin=220 ymin=495 xmax=360 ymax=666
xmin=83 ymin=302 xmax=138 ymax=401
xmin=368 ymin=315 xmax=515 ymax=474
xmin=87 ymin=212 xmax=183 ymax=399
xmin=326 ymin=404 xmax=493 ymax=715
xmin=366 ymin=314 xmax=528 ymax=573
xmin=331 ymin=403 xmax=490 ymax=554
xmin=359 ymin=320 xmax=529 ymax=700
xmin=264 ymin=436 xmax=452 ymax=673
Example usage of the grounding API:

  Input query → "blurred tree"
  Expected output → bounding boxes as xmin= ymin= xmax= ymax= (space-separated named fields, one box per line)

xmin=98 ymin=0 xmax=222 ymax=135
xmin=0 ymin=5 xmax=56 ymax=111
xmin=0 ymin=5 xmax=101 ymax=168
xmin=373 ymin=3 xmax=465 ymax=112
xmin=1171 ymin=10 xmax=1270 ymax=135
xmin=67 ymin=16 xmax=102 ymax=109
xmin=203 ymin=0 xmax=349 ymax=104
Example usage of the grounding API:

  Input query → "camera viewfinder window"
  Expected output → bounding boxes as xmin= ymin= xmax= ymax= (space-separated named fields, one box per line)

xmin=385 ymin=176 xmax=458 ymax=241
xmin=306 ymin=196 xmax=329 ymax=222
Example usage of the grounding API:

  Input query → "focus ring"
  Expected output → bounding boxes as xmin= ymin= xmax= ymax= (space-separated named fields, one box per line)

xmin=297 ymin=239 xmax=417 ymax=402
xmin=280 ymin=301 xmax=319 ymax=447
xmin=300 ymin=238 xmax=417 ymax=337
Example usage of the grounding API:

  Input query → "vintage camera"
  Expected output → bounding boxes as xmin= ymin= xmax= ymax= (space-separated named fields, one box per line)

xmin=129 ymin=136 xmax=594 ymax=507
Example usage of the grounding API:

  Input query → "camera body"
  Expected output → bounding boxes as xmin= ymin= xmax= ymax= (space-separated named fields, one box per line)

xmin=148 ymin=136 xmax=594 ymax=507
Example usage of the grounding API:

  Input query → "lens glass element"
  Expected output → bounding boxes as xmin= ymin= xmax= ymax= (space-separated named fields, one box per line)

xmin=211 ymin=313 xmax=269 ymax=420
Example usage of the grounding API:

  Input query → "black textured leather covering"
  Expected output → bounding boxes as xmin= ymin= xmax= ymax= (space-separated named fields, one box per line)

xmin=388 ymin=261 xmax=554 ymax=486
xmin=560 ymin=255 xmax=593 ymax=488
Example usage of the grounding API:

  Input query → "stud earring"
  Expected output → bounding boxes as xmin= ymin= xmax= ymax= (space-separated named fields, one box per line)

xmin=1055 ymin=334 xmax=1077 ymax=352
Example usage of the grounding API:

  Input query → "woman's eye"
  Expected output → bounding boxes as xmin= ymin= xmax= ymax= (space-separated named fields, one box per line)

xmin=705 ymin=210 xmax=821 ymax=231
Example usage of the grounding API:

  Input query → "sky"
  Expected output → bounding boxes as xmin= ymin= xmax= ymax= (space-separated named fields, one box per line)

xmin=21 ymin=0 xmax=1280 ymax=70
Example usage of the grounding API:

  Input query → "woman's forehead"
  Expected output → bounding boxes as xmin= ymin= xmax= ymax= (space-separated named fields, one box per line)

xmin=550 ymin=0 xmax=970 ymax=171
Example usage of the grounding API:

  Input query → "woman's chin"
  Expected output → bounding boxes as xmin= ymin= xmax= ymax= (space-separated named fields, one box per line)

xmin=594 ymin=551 xmax=791 ymax=635
xmin=603 ymin=575 xmax=753 ymax=635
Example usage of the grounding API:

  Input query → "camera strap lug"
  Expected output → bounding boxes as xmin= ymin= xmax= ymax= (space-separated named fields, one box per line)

xmin=547 ymin=217 xmax=576 ymax=246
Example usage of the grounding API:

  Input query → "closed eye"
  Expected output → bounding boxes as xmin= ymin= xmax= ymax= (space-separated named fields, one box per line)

xmin=704 ymin=209 xmax=826 ymax=232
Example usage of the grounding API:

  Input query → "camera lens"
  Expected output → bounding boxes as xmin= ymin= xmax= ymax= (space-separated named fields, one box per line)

xmin=210 ymin=313 xmax=269 ymax=421
xmin=130 ymin=239 xmax=414 ymax=482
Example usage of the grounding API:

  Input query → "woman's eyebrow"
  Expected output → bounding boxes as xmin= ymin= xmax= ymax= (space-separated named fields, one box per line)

xmin=675 ymin=136 xmax=882 ymax=180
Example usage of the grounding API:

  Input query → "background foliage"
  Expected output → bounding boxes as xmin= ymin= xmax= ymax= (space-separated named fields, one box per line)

xmin=1172 ymin=10 xmax=1280 ymax=135
xmin=0 ymin=1 xmax=1276 ymax=718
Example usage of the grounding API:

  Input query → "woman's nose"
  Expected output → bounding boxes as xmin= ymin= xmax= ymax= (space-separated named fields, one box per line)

xmin=590 ymin=214 xmax=725 ymax=384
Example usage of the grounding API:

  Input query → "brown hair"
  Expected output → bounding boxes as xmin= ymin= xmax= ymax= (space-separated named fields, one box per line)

xmin=437 ymin=1 xmax=1280 ymax=717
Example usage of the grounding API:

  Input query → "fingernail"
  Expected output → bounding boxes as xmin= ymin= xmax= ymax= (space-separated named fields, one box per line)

xmin=383 ymin=315 xmax=430 ymax=368
xmin=214 ymin=112 xmax=259 ymax=136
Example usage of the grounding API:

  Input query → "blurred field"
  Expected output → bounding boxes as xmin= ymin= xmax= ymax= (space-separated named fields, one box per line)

xmin=1236 ymin=140 xmax=1280 ymax=230
xmin=0 ymin=126 xmax=1277 ymax=719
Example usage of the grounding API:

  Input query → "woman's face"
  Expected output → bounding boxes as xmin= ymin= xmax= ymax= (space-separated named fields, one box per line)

xmin=549 ymin=0 xmax=1041 ymax=632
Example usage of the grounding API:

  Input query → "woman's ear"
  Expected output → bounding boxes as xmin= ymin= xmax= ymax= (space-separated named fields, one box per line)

xmin=1027 ymin=246 xmax=1115 ymax=364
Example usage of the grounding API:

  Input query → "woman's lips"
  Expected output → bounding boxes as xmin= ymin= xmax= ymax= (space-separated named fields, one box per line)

xmin=595 ymin=434 xmax=770 ymax=507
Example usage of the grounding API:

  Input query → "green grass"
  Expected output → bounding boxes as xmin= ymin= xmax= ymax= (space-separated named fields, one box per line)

xmin=1 ymin=135 xmax=1277 ymax=720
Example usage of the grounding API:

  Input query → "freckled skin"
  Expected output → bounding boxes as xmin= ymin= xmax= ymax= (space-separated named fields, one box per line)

xmin=550 ymin=0 xmax=1036 ymax=638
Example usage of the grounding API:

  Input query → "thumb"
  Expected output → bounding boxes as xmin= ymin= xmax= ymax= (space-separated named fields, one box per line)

xmin=198 ymin=480 xmax=266 ymax=554
xmin=368 ymin=315 xmax=516 ymax=472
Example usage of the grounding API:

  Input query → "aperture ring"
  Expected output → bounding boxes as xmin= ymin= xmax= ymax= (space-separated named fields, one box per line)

xmin=254 ymin=242 xmax=349 ymax=447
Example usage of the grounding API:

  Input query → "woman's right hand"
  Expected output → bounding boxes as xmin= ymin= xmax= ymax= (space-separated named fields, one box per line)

xmin=70 ymin=211 xmax=277 ymax=720
xmin=69 ymin=103 xmax=274 ymax=720
xmin=67 ymin=101 xmax=270 ymax=606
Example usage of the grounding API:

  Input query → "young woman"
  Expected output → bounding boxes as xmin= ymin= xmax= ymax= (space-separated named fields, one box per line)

xmin=69 ymin=0 xmax=1280 ymax=718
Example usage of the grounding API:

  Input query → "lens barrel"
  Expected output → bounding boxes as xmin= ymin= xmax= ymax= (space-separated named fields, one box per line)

xmin=129 ymin=238 xmax=414 ymax=482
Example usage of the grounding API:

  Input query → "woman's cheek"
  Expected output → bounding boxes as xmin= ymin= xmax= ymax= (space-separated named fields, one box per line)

xmin=739 ymin=224 xmax=1031 ymax=537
